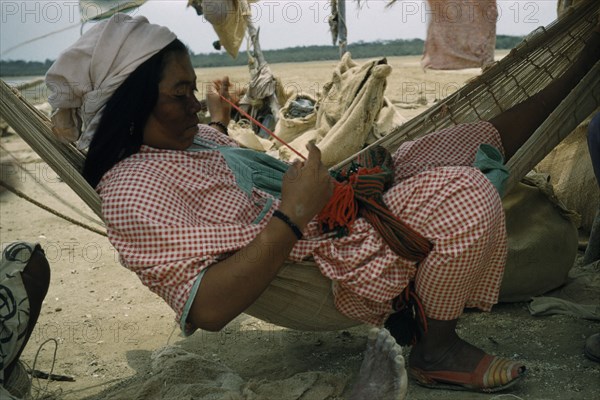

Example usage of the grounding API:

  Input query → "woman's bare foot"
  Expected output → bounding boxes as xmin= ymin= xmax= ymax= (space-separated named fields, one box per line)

xmin=347 ymin=328 xmax=408 ymax=400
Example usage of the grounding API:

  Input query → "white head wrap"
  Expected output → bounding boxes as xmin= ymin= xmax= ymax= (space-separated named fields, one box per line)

xmin=45 ymin=13 xmax=177 ymax=149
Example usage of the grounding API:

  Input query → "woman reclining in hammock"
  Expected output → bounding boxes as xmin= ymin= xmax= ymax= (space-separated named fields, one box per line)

xmin=45 ymin=14 xmax=600 ymax=395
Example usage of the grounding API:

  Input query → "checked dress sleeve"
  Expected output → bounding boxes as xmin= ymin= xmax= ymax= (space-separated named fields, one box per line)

xmin=98 ymin=145 xmax=269 ymax=322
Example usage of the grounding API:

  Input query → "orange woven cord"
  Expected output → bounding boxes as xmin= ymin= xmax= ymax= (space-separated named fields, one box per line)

xmin=317 ymin=165 xmax=386 ymax=232
xmin=360 ymin=206 xmax=432 ymax=263
xmin=317 ymin=180 xmax=359 ymax=231
xmin=317 ymin=156 xmax=433 ymax=262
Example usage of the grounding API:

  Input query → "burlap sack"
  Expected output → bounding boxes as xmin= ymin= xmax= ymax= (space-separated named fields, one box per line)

xmin=273 ymin=94 xmax=317 ymax=144
xmin=499 ymin=175 xmax=579 ymax=302
xmin=535 ymin=115 xmax=600 ymax=234
xmin=367 ymin=97 xmax=407 ymax=145
xmin=228 ymin=120 xmax=274 ymax=152
xmin=279 ymin=53 xmax=401 ymax=166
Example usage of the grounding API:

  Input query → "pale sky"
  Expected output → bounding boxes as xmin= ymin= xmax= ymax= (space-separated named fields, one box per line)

xmin=1 ymin=0 xmax=557 ymax=62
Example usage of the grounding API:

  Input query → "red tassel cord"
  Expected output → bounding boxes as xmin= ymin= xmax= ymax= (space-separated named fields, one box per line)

xmin=317 ymin=181 xmax=358 ymax=232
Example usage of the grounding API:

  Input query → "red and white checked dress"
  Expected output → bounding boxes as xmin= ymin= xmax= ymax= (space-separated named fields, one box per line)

xmin=98 ymin=121 xmax=507 ymax=328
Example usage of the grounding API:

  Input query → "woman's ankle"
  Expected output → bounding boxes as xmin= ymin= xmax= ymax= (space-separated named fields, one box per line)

xmin=409 ymin=335 xmax=461 ymax=366
xmin=409 ymin=336 xmax=486 ymax=372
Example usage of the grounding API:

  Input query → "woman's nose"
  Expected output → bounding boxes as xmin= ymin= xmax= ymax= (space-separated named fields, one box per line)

xmin=190 ymin=95 xmax=202 ymax=114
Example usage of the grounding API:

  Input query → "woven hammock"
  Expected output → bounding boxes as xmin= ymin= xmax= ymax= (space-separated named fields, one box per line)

xmin=0 ymin=0 xmax=599 ymax=331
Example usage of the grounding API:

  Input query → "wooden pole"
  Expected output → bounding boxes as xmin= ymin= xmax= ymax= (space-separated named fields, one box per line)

xmin=338 ymin=0 xmax=348 ymax=57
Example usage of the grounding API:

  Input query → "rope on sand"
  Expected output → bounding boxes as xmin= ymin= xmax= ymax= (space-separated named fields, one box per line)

xmin=0 ymin=179 xmax=107 ymax=237
xmin=0 ymin=143 xmax=105 ymax=229
xmin=6 ymin=339 xmax=65 ymax=400
xmin=28 ymin=339 xmax=63 ymax=399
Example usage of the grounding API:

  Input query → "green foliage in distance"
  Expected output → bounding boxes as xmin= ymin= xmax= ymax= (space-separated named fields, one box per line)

xmin=0 ymin=36 xmax=523 ymax=77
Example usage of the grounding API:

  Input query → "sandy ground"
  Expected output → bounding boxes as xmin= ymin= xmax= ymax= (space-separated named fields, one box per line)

xmin=1 ymin=54 xmax=599 ymax=399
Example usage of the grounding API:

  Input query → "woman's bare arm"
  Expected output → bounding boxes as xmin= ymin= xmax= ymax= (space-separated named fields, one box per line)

xmin=188 ymin=142 xmax=333 ymax=331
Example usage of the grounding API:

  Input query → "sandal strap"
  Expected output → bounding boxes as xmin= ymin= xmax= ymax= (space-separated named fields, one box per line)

xmin=481 ymin=355 xmax=524 ymax=388
xmin=409 ymin=354 xmax=525 ymax=391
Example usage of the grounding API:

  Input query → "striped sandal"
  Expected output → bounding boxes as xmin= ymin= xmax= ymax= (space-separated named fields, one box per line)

xmin=408 ymin=354 xmax=526 ymax=393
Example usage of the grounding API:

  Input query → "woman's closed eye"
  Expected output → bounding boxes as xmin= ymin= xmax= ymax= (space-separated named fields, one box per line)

xmin=174 ymin=87 xmax=198 ymax=100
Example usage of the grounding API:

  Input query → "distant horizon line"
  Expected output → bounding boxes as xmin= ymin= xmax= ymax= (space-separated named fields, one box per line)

xmin=0 ymin=39 xmax=424 ymax=63
xmin=0 ymin=35 xmax=524 ymax=79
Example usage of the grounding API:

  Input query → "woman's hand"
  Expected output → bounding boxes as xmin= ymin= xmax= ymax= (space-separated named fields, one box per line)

xmin=190 ymin=144 xmax=332 ymax=332
xmin=206 ymin=76 xmax=232 ymax=126
xmin=279 ymin=142 xmax=334 ymax=229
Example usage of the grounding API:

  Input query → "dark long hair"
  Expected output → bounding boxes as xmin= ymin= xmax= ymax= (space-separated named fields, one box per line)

xmin=83 ymin=39 xmax=188 ymax=188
